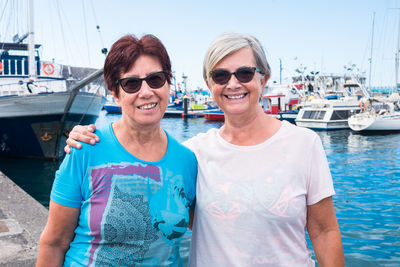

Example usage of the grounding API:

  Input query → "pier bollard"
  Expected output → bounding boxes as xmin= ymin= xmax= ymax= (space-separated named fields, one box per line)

xmin=182 ymin=95 xmax=189 ymax=119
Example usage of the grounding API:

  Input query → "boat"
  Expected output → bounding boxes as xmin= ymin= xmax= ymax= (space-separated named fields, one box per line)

xmin=164 ymin=82 xmax=219 ymax=118
xmin=164 ymin=104 xmax=219 ymax=118
xmin=104 ymin=95 xmax=121 ymax=114
xmin=104 ymin=102 xmax=121 ymax=114
xmin=348 ymin=7 xmax=400 ymax=133
xmin=0 ymin=0 xmax=106 ymax=160
xmin=262 ymin=83 xmax=302 ymax=123
xmin=348 ymin=95 xmax=400 ymax=131
xmin=295 ymin=79 xmax=368 ymax=130
xmin=203 ymin=109 xmax=224 ymax=121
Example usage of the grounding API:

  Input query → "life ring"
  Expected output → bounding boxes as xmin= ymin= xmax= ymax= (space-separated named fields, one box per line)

xmin=42 ymin=63 xmax=55 ymax=75
xmin=359 ymin=102 xmax=367 ymax=111
xmin=0 ymin=62 xmax=3 ymax=73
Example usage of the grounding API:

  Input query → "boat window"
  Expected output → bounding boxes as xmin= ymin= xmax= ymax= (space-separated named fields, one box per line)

xmin=16 ymin=60 xmax=23 ymax=75
xmin=10 ymin=59 xmax=16 ymax=75
xmin=2 ymin=60 xmax=9 ymax=75
xmin=317 ymin=111 xmax=326 ymax=120
xmin=303 ymin=111 xmax=313 ymax=119
xmin=331 ymin=110 xmax=350 ymax=120
xmin=302 ymin=110 xmax=326 ymax=120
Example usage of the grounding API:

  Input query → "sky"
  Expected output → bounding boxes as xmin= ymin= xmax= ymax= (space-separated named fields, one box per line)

xmin=1 ymin=0 xmax=399 ymax=90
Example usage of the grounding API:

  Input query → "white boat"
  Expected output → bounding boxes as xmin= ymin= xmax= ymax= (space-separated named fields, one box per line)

xmin=295 ymin=80 xmax=368 ymax=130
xmin=0 ymin=0 xmax=106 ymax=160
xmin=348 ymin=5 xmax=400 ymax=133
xmin=348 ymin=94 xmax=400 ymax=132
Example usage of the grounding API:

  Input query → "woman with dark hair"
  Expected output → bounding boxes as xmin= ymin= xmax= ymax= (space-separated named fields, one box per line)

xmin=36 ymin=34 xmax=197 ymax=266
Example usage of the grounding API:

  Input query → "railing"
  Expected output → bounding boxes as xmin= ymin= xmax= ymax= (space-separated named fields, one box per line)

xmin=0 ymin=58 xmax=62 ymax=78
xmin=0 ymin=58 xmax=29 ymax=76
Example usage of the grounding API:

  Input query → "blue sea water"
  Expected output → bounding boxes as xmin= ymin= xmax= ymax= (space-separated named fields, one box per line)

xmin=319 ymin=130 xmax=400 ymax=267
xmin=0 ymin=110 xmax=399 ymax=266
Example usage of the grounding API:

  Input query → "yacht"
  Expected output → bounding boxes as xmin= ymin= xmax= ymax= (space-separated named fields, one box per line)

xmin=295 ymin=81 xmax=368 ymax=130
xmin=348 ymin=95 xmax=400 ymax=132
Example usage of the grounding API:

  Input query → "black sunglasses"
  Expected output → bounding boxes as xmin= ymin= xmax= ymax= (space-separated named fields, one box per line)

xmin=116 ymin=71 xmax=168 ymax=94
xmin=209 ymin=66 xmax=264 ymax=85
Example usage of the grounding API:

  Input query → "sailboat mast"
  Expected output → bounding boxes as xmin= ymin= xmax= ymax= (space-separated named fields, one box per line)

xmin=368 ymin=12 xmax=375 ymax=91
xmin=396 ymin=0 xmax=400 ymax=92
xmin=28 ymin=0 xmax=37 ymax=81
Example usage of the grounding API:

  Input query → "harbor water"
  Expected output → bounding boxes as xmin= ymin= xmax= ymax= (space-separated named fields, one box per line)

xmin=0 ymin=110 xmax=399 ymax=266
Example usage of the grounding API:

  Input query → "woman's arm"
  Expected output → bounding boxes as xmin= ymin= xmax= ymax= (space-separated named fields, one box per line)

xmin=36 ymin=201 xmax=80 ymax=267
xmin=307 ymin=196 xmax=344 ymax=267
xmin=64 ymin=124 xmax=99 ymax=153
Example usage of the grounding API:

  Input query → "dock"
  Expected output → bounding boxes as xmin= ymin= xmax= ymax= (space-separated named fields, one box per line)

xmin=0 ymin=171 xmax=48 ymax=266
xmin=164 ymin=108 xmax=205 ymax=118
xmin=164 ymin=108 xmax=221 ymax=118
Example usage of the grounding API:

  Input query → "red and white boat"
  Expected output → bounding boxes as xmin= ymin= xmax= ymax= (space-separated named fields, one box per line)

xmin=203 ymin=109 xmax=225 ymax=121
xmin=262 ymin=83 xmax=302 ymax=123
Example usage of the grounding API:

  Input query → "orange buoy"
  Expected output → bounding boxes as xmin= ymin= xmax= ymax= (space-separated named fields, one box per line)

xmin=42 ymin=63 xmax=55 ymax=75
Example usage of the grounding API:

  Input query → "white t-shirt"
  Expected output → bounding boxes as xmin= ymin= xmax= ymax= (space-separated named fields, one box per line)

xmin=184 ymin=121 xmax=335 ymax=267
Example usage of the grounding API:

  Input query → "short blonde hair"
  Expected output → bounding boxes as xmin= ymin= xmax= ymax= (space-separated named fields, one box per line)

xmin=203 ymin=33 xmax=271 ymax=82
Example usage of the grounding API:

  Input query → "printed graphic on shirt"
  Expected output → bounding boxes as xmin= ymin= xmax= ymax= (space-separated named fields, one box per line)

xmin=95 ymin=187 xmax=159 ymax=265
xmin=202 ymin=177 xmax=304 ymax=265
xmin=150 ymin=183 xmax=190 ymax=245
xmin=84 ymin=162 xmax=190 ymax=266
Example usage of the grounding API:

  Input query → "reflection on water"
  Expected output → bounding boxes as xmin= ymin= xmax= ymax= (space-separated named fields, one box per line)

xmin=315 ymin=130 xmax=400 ymax=267
xmin=161 ymin=117 xmax=224 ymax=142
xmin=0 ymin=111 xmax=399 ymax=266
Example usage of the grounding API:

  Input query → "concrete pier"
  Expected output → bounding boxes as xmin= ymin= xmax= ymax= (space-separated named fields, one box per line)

xmin=0 ymin=171 xmax=48 ymax=266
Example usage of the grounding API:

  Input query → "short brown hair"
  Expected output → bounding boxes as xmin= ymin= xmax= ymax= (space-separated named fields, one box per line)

xmin=103 ymin=34 xmax=172 ymax=96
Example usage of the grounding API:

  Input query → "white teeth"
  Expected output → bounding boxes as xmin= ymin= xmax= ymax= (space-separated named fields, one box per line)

xmin=139 ymin=103 xmax=157 ymax=109
xmin=226 ymin=94 xmax=245 ymax=99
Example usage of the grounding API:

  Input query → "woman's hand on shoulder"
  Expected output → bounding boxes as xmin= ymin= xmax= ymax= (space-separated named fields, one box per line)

xmin=64 ymin=124 xmax=99 ymax=154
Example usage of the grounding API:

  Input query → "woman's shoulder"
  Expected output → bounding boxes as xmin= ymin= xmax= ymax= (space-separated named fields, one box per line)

xmin=166 ymin=131 xmax=195 ymax=155
xmin=280 ymin=121 xmax=319 ymax=142
xmin=182 ymin=128 xmax=218 ymax=150
xmin=95 ymin=123 xmax=114 ymax=139
xmin=72 ymin=123 xmax=113 ymax=153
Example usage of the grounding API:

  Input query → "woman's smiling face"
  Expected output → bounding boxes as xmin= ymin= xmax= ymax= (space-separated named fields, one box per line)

xmin=207 ymin=47 xmax=267 ymax=117
xmin=113 ymin=54 xmax=169 ymax=128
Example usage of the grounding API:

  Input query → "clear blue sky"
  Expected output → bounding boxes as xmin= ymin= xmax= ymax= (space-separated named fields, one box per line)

xmin=1 ymin=0 xmax=399 ymax=89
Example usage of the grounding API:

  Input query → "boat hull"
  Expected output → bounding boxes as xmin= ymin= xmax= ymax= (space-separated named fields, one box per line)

xmin=295 ymin=103 xmax=360 ymax=130
xmin=0 ymin=92 xmax=106 ymax=159
xmin=163 ymin=108 xmax=220 ymax=118
xmin=349 ymin=113 xmax=400 ymax=132
xmin=104 ymin=103 xmax=121 ymax=113
xmin=277 ymin=112 xmax=298 ymax=124
xmin=203 ymin=110 xmax=224 ymax=121
xmin=295 ymin=120 xmax=350 ymax=130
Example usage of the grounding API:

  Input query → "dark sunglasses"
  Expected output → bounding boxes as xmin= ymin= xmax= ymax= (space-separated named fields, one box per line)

xmin=116 ymin=71 xmax=168 ymax=94
xmin=209 ymin=66 xmax=264 ymax=85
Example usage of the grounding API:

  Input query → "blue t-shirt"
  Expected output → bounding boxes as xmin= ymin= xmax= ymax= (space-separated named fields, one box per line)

xmin=51 ymin=123 xmax=197 ymax=266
